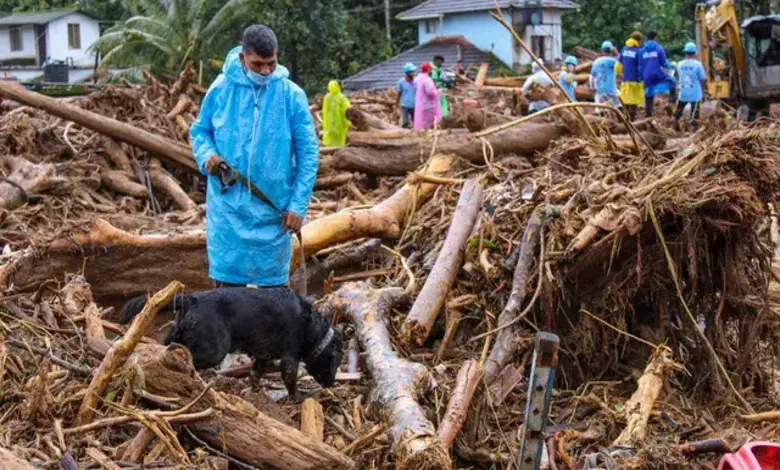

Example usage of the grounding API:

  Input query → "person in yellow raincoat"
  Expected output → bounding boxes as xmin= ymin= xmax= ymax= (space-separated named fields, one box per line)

xmin=322 ymin=80 xmax=351 ymax=146
xmin=617 ymin=32 xmax=644 ymax=120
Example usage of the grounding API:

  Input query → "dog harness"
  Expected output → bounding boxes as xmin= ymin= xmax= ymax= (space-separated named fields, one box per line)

xmin=309 ymin=327 xmax=335 ymax=361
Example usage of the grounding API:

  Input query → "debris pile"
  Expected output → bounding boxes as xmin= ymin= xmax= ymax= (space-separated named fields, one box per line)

xmin=0 ymin=68 xmax=779 ymax=470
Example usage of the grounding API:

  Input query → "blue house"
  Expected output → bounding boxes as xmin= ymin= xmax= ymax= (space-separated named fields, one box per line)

xmin=397 ymin=0 xmax=579 ymax=69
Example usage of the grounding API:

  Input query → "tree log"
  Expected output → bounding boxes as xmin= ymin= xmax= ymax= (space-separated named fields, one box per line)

xmin=438 ymin=360 xmax=482 ymax=449
xmin=76 ymin=281 xmax=184 ymax=425
xmin=327 ymin=282 xmax=451 ymax=470
xmin=326 ymin=123 xmax=564 ymax=176
xmin=0 ymin=156 xmax=58 ymax=211
xmin=346 ymin=107 xmax=400 ymax=131
xmin=148 ymin=158 xmax=198 ymax=211
xmin=612 ymin=347 xmax=676 ymax=446
xmin=102 ymin=137 xmax=133 ymax=172
xmin=87 ymin=339 xmax=354 ymax=470
xmin=291 ymin=153 xmax=453 ymax=269
xmin=101 ymin=170 xmax=148 ymax=198
xmin=301 ymin=398 xmax=325 ymax=442
xmin=403 ymin=179 xmax=483 ymax=345
xmin=166 ymin=94 xmax=192 ymax=120
xmin=349 ymin=129 xmax=466 ymax=141
xmin=121 ymin=428 xmax=156 ymax=462
xmin=0 ymin=448 xmax=36 ymax=470
xmin=315 ymin=173 xmax=355 ymax=190
xmin=484 ymin=205 xmax=559 ymax=386
xmin=1 ymin=156 xmax=450 ymax=298
xmin=0 ymin=81 xmax=198 ymax=173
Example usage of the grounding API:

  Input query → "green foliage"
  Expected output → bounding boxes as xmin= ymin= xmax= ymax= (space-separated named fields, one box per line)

xmin=562 ymin=0 xmax=696 ymax=59
xmin=90 ymin=0 xmax=248 ymax=75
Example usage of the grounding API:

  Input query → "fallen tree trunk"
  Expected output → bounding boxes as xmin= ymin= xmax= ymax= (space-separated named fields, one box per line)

xmin=325 ymin=123 xmax=564 ymax=176
xmin=1 ymin=156 xmax=451 ymax=298
xmin=613 ymin=347 xmax=676 ymax=446
xmin=0 ymin=81 xmax=198 ymax=173
xmin=102 ymin=137 xmax=133 ymax=173
xmin=349 ymin=129 xmax=467 ymax=141
xmin=439 ymin=360 xmax=482 ymax=449
xmin=347 ymin=107 xmax=400 ymax=131
xmin=87 ymin=339 xmax=354 ymax=469
xmin=0 ymin=156 xmax=59 ymax=211
xmin=101 ymin=170 xmax=148 ymax=198
xmin=403 ymin=179 xmax=483 ymax=345
xmin=327 ymin=282 xmax=451 ymax=470
xmin=291 ymin=153 xmax=453 ymax=269
xmin=148 ymin=158 xmax=198 ymax=211
xmin=484 ymin=205 xmax=559 ymax=385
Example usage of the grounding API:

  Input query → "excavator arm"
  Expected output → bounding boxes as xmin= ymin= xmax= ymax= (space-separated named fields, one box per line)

xmin=695 ymin=0 xmax=746 ymax=99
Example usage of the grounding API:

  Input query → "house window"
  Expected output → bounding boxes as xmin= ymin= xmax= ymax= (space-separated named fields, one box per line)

xmin=424 ymin=19 xmax=438 ymax=34
xmin=9 ymin=26 xmax=22 ymax=52
xmin=68 ymin=23 xmax=81 ymax=49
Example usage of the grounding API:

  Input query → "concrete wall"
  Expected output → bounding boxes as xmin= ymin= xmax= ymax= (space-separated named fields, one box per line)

xmin=46 ymin=13 xmax=100 ymax=66
xmin=0 ymin=25 xmax=37 ymax=61
xmin=513 ymin=10 xmax=563 ymax=66
xmin=416 ymin=9 xmax=566 ymax=67
xmin=417 ymin=11 xmax=514 ymax=66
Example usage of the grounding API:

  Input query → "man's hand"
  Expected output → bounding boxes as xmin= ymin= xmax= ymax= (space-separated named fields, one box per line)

xmin=282 ymin=211 xmax=303 ymax=233
xmin=205 ymin=154 xmax=225 ymax=175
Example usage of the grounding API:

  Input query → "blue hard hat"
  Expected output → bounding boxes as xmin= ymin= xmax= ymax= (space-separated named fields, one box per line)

xmin=684 ymin=42 xmax=697 ymax=54
xmin=601 ymin=40 xmax=614 ymax=51
xmin=403 ymin=62 xmax=417 ymax=73
xmin=564 ymin=55 xmax=578 ymax=66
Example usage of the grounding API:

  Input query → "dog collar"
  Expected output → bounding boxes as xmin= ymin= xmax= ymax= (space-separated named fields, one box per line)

xmin=310 ymin=328 xmax=335 ymax=361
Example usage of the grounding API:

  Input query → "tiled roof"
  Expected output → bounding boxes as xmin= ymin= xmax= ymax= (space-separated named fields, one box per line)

xmin=397 ymin=0 xmax=579 ymax=20
xmin=342 ymin=36 xmax=498 ymax=91
xmin=0 ymin=10 xmax=91 ymax=25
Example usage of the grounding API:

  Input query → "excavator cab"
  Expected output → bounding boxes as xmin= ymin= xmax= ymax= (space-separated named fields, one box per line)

xmin=742 ymin=15 xmax=780 ymax=105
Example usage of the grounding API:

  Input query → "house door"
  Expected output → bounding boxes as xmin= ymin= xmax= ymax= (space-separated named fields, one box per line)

xmin=36 ymin=25 xmax=46 ymax=66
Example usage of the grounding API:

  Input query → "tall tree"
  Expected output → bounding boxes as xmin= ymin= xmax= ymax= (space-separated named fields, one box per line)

xmin=90 ymin=0 xmax=248 ymax=75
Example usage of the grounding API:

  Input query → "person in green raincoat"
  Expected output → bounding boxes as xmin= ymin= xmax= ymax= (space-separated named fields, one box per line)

xmin=431 ymin=55 xmax=449 ymax=118
xmin=322 ymin=80 xmax=351 ymax=146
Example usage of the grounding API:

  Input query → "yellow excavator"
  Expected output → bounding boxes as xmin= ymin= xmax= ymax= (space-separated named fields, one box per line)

xmin=696 ymin=0 xmax=780 ymax=116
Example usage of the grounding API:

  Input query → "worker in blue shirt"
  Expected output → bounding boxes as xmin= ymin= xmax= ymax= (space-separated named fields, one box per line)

xmin=674 ymin=42 xmax=707 ymax=131
xmin=558 ymin=56 xmax=578 ymax=101
xmin=190 ymin=25 xmax=319 ymax=288
xmin=590 ymin=41 xmax=621 ymax=111
xmin=396 ymin=63 xmax=417 ymax=128
xmin=641 ymin=31 xmax=673 ymax=117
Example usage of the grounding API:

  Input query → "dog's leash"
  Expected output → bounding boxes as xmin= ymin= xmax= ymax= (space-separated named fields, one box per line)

xmin=215 ymin=161 xmax=308 ymax=296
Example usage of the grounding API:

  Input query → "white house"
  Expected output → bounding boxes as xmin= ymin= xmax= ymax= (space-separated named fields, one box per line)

xmin=0 ymin=10 xmax=100 ymax=82
xmin=397 ymin=0 xmax=579 ymax=69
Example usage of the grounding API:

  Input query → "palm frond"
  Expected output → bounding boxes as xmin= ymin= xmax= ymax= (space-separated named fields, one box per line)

xmin=200 ymin=0 xmax=249 ymax=42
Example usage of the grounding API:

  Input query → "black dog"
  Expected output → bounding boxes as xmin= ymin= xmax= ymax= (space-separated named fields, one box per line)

xmin=119 ymin=287 xmax=343 ymax=401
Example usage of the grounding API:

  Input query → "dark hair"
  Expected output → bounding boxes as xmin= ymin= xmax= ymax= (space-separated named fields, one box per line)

xmin=434 ymin=55 xmax=445 ymax=62
xmin=242 ymin=25 xmax=278 ymax=57
xmin=647 ymin=30 xmax=658 ymax=40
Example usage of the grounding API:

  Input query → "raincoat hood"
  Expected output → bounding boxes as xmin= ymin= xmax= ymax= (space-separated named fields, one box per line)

xmin=645 ymin=40 xmax=658 ymax=49
xmin=626 ymin=38 xmax=639 ymax=47
xmin=223 ymin=46 xmax=290 ymax=87
xmin=327 ymin=80 xmax=342 ymax=94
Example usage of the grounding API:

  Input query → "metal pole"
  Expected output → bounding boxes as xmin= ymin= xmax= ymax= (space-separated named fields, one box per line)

xmin=384 ymin=0 xmax=392 ymax=41
xmin=517 ymin=332 xmax=560 ymax=470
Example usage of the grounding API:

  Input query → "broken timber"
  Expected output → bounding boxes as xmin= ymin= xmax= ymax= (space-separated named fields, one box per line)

xmin=0 ymin=81 xmax=198 ymax=173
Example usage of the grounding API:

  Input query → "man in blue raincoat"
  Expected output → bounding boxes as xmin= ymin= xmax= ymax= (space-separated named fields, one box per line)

xmin=190 ymin=25 xmax=319 ymax=288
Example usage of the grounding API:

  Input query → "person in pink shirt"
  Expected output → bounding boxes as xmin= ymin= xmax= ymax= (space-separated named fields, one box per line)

xmin=413 ymin=62 xmax=442 ymax=129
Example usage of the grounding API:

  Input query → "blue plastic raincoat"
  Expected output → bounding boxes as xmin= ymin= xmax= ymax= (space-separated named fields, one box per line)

xmin=190 ymin=46 xmax=319 ymax=286
xmin=640 ymin=41 xmax=669 ymax=87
